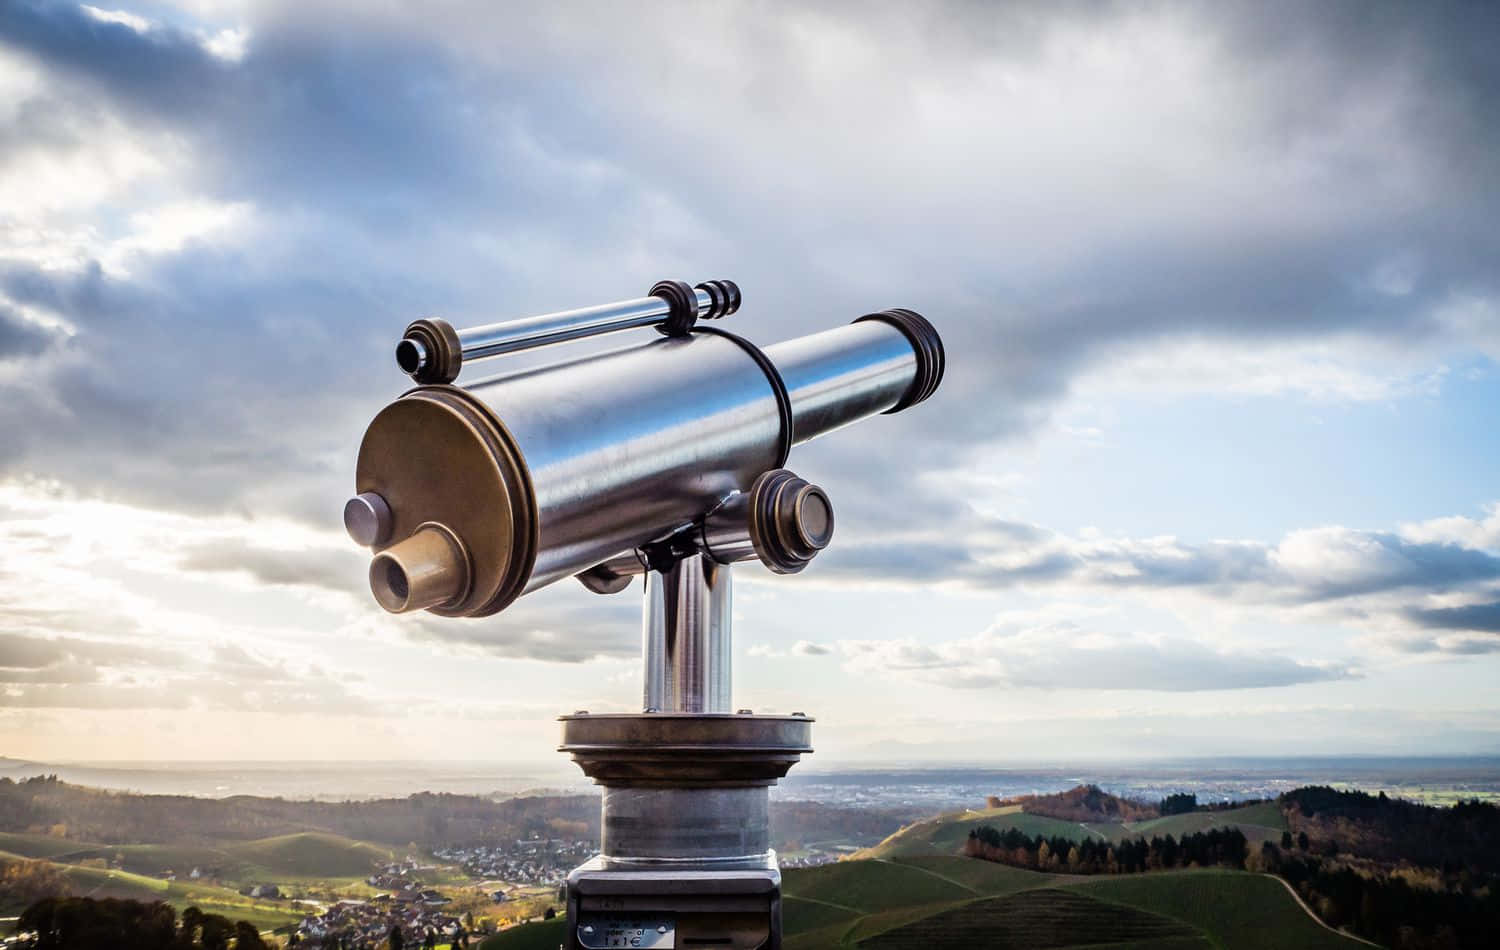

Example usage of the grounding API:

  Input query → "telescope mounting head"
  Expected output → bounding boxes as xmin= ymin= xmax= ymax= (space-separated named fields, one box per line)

xmin=345 ymin=276 xmax=943 ymax=713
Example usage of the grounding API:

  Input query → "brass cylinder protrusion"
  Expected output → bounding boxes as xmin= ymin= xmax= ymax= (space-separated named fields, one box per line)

xmin=369 ymin=523 xmax=471 ymax=613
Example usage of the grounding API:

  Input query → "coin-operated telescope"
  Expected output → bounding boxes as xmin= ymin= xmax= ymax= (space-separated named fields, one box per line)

xmin=347 ymin=279 xmax=943 ymax=949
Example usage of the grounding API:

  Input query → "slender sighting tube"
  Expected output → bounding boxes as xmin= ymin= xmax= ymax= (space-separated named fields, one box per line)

xmin=352 ymin=309 xmax=942 ymax=617
xmin=398 ymin=279 xmax=741 ymax=383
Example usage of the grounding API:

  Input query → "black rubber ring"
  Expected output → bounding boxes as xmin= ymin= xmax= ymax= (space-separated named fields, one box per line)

xmin=693 ymin=325 xmax=794 ymax=467
xmin=649 ymin=279 xmax=699 ymax=336
xmin=695 ymin=279 xmax=742 ymax=319
xmin=695 ymin=280 xmax=725 ymax=319
xmin=853 ymin=308 xmax=944 ymax=412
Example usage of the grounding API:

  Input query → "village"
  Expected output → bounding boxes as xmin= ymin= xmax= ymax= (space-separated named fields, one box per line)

xmin=430 ymin=838 xmax=594 ymax=885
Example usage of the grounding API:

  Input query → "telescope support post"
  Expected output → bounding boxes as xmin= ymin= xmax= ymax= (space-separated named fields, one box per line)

xmin=643 ymin=555 xmax=732 ymax=714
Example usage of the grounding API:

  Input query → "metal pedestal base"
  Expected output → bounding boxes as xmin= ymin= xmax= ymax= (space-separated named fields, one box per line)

xmin=566 ymin=859 xmax=782 ymax=950
xmin=558 ymin=713 xmax=812 ymax=950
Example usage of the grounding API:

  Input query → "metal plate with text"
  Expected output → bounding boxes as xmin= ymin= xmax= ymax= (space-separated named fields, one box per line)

xmin=576 ymin=913 xmax=675 ymax=949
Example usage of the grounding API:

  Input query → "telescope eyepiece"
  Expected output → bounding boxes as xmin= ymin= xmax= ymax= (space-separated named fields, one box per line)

xmin=369 ymin=522 xmax=472 ymax=613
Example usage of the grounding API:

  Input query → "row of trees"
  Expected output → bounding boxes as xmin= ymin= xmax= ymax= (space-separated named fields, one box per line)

xmin=964 ymin=825 xmax=1249 ymax=874
xmin=16 ymin=898 xmax=268 ymax=950
xmin=1158 ymin=792 xmax=1197 ymax=815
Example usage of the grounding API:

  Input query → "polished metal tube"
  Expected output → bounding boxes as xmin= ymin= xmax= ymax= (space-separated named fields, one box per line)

xmin=643 ymin=555 xmax=731 ymax=713
xmin=471 ymin=335 xmax=781 ymax=592
xmin=600 ymin=786 xmax=769 ymax=865
xmin=764 ymin=320 xmax=918 ymax=444
xmin=353 ymin=310 xmax=940 ymax=616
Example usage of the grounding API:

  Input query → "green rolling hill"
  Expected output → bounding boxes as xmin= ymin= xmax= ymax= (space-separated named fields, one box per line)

xmin=25 ymin=863 xmax=302 ymax=931
xmin=223 ymin=831 xmax=395 ymax=878
xmin=479 ymin=857 xmax=1368 ymax=950
xmin=0 ymin=829 xmax=398 ymax=930
xmin=860 ymin=799 xmax=1288 ymax=858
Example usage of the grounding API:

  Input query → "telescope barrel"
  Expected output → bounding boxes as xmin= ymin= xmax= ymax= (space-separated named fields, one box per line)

xmin=397 ymin=279 xmax=740 ymax=383
xmin=353 ymin=309 xmax=942 ymax=617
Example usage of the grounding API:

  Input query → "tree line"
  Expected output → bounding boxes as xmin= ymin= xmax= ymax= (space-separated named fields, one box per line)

xmin=15 ymin=897 xmax=268 ymax=950
xmin=964 ymin=825 xmax=1249 ymax=873
xmin=1284 ymin=785 xmax=1500 ymax=875
xmin=965 ymin=821 xmax=1498 ymax=950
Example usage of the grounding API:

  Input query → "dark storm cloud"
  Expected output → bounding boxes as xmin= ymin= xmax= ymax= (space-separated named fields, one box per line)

xmin=1403 ymin=602 xmax=1500 ymax=635
xmin=0 ymin=301 xmax=55 ymax=357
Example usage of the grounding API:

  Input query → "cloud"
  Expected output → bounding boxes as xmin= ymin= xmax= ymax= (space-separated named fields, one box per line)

xmin=403 ymin=588 xmax=639 ymax=665
xmin=0 ymin=478 xmax=641 ymax=676
xmin=0 ymin=0 xmax=1497 ymax=525
xmin=838 ymin=617 xmax=1353 ymax=692
xmin=823 ymin=506 xmax=1500 ymax=601
xmin=0 ymin=1 xmax=1497 ymax=744
xmin=747 ymin=640 xmax=832 ymax=659
xmin=0 ymin=628 xmax=373 ymax=714
xmin=1402 ymin=601 xmax=1500 ymax=635
xmin=176 ymin=536 xmax=366 ymax=594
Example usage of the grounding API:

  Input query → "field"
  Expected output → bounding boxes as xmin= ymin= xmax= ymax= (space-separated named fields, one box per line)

xmin=0 ymin=829 xmax=407 ymax=929
xmin=1063 ymin=871 xmax=1363 ymax=950
xmin=858 ymin=886 xmax=1207 ymax=949
xmin=1121 ymin=801 xmax=1288 ymax=845
xmin=477 ymin=917 xmax=566 ymax=950
xmin=479 ymin=857 xmax=1369 ymax=950
xmin=34 ymin=863 xmax=302 ymax=930
xmin=225 ymin=831 xmax=395 ymax=878
xmin=860 ymin=800 xmax=1290 ymax=858
xmin=14 ymin=830 xmax=396 ymax=885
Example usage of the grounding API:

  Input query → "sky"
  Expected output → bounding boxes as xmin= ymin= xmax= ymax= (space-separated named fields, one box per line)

xmin=0 ymin=0 xmax=1498 ymax=765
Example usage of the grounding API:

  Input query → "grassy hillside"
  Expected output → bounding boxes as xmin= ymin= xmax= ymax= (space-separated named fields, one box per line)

xmin=1124 ymin=801 xmax=1288 ymax=844
xmin=224 ymin=831 xmax=394 ymax=878
xmin=861 ymin=800 xmax=1288 ymax=858
xmin=861 ymin=807 xmax=1097 ymax=858
xmin=1065 ymin=870 xmax=1363 ymax=950
xmin=44 ymin=862 xmax=302 ymax=930
xmin=477 ymin=918 xmax=566 ymax=950
xmin=482 ymin=859 xmax=1364 ymax=949
xmin=8 ymin=830 xmax=396 ymax=883
xmin=858 ymin=886 xmax=1206 ymax=949
xmin=0 ymin=831 xmax=91 ymax=859
xmin=782 ymin=858 xmax=975 ymax=911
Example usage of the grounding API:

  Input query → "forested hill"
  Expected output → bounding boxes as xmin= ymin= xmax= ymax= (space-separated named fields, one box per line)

xmin=1285 ymin=785 xmax=1500 ymax=874
xmin=0 ymin=775 xmax=596 ymax=846
xmin=0 ymin=776 xmax=906 ymax=851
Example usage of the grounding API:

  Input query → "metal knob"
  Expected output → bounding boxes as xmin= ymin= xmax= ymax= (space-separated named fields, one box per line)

xmin=343 ymin=491 xmax=394 ymax=547
xmin=748 ymin=469 xmax=834 ymax=573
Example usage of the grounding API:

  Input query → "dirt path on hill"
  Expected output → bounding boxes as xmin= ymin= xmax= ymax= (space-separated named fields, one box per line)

xmin=1258 ymin=873 xmax=1381 ymax=948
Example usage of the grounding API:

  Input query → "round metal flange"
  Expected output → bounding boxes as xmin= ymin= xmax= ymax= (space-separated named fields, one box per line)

xmin=559 ymin=713 xmax=813 ymax=788
xmin=355 ymin=386 xmax=537 ymax=616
